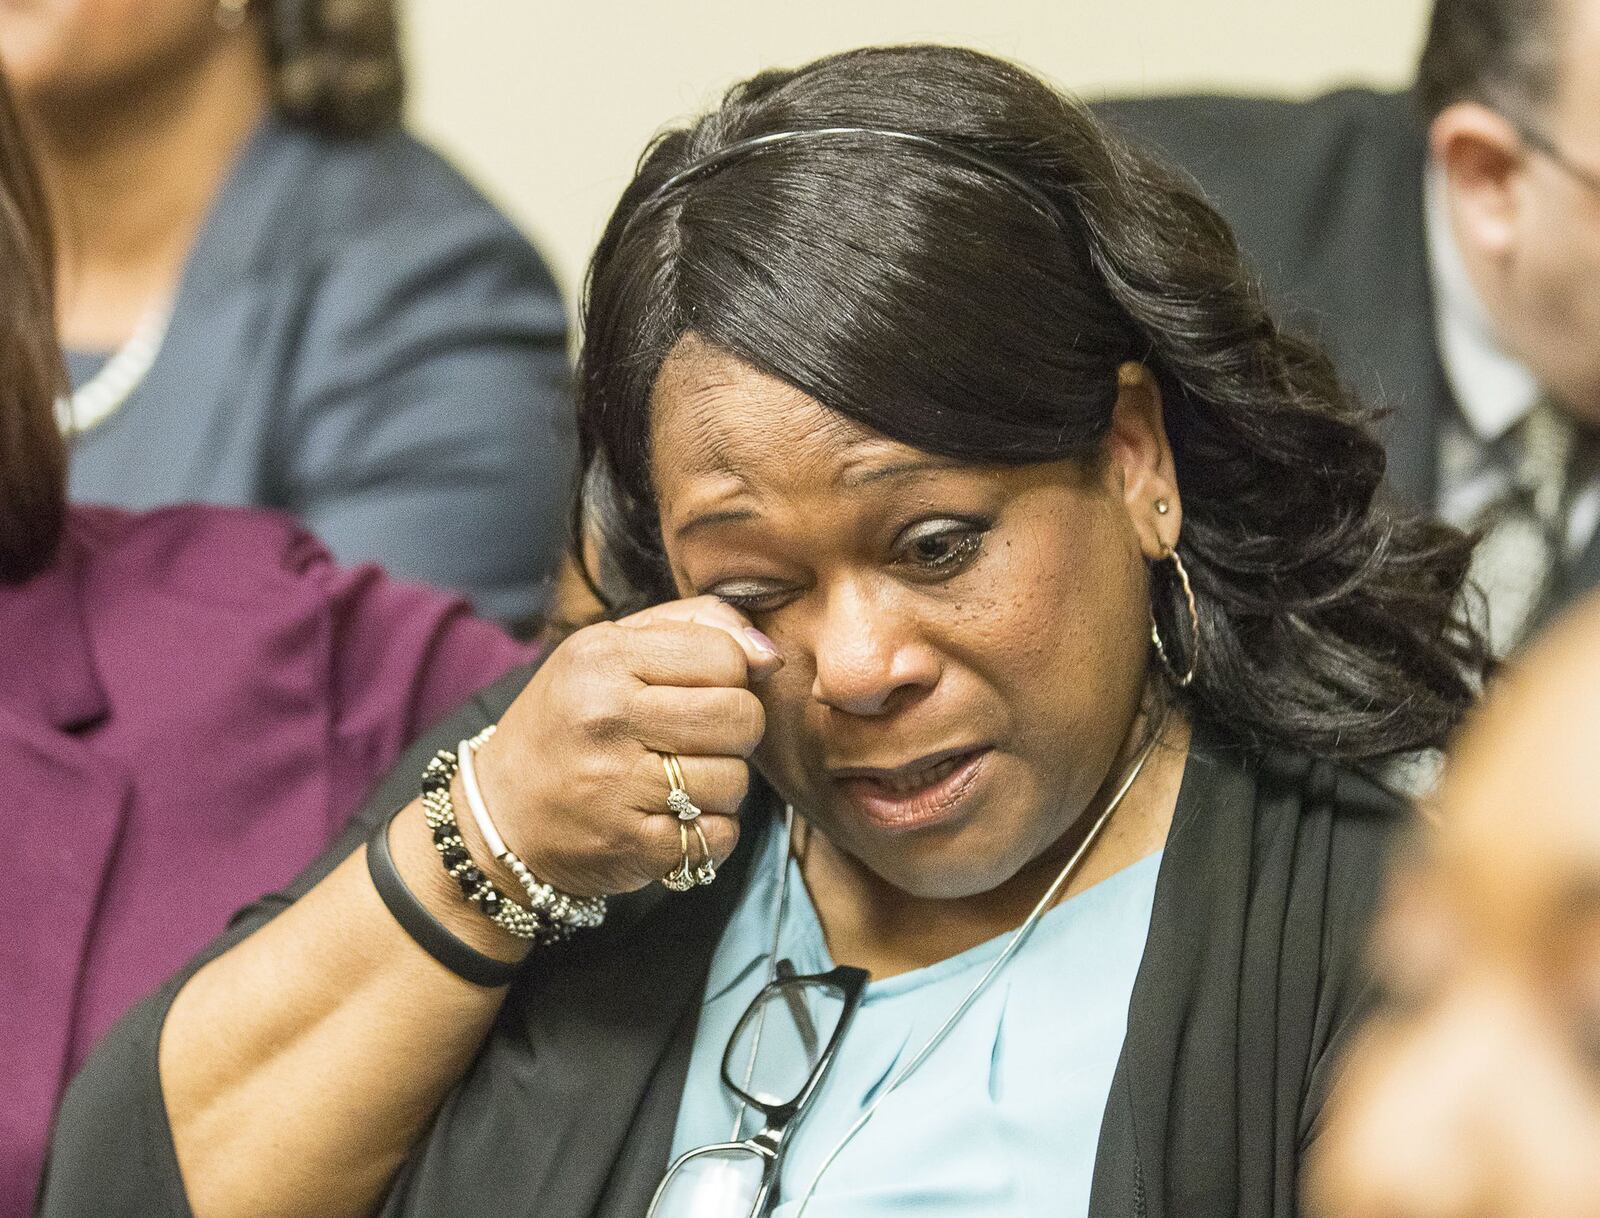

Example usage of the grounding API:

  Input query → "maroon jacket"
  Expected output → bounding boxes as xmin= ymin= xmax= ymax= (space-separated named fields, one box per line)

xmin=0 ymin=504 xmax=534 ymax=1215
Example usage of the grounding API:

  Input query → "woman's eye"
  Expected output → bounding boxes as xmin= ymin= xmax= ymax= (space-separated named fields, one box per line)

xmin=896 ymin=520 xmax=987 ymax=575
xmin=709 ymin=582 xmax=794 ymax=614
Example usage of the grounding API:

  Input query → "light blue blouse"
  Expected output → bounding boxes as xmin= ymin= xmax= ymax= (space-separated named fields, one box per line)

xmin=670 ymin=822 xmax=1163 ymax=1216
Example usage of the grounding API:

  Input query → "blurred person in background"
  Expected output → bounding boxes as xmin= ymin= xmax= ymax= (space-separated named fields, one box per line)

xmin=0 ymin=58 xmax=538 ymax=1212
xmin=1101 ymin=0 xmax=1600 ymax=657
xmin=43 ymin=45 xmax=1486 ymax=1218
xmin=0 ymin=0 xmax=574 ymax=625
xmin=1305 ymin=589 xmax=1600 ymax=1218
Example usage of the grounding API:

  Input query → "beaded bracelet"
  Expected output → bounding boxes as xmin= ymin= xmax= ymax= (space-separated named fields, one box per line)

xmin=420 ymin=747 xmax=564 ymax=945
xmin=457 ymin=726 xmax=606 ymax=932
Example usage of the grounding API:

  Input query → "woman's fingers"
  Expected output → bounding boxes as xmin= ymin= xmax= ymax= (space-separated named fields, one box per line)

xmin=538 ymin=760 xmax=746 ymax=894
xmin=640 ymin=812 xmax=742 ymax=881
xmin=616 ymin=593 xmax=747 ymax=632
xmin=629 ymin=750 xmax=752 ymax=820
xmin=622 ymin=748 xmax=748 ymax=885
xmin=616 ymin=596 xmax=783 ymax=680
xmin=627 ymin=684 xmax=766 ymax=758
xmin=482 ymin=597 xmax=783 ymax=896
xmin=617 ymin=620 xmax=754 ymax=687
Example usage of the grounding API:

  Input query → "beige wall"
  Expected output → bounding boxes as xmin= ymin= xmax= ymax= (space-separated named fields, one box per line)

xmin=400 ymin=0 xmax=1433 ymax=319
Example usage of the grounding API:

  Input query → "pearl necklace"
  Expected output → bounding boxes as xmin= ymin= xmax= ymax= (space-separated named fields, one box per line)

xmin=55 ymin=304 xmax=172 ymax=436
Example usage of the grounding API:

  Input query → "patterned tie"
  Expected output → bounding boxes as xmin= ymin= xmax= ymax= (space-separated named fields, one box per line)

xmin=1467 ymin=396 xmax=1579 ymax=655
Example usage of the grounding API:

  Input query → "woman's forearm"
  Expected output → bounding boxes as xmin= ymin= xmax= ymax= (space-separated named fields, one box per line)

xmin=156 ymin=605 xmax=772 ymax=1218
xmin=160 ymin=797 xmax=524 ymax=1218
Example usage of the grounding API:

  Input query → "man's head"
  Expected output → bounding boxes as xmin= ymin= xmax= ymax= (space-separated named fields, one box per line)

xmin=1421 ymin=0 xmax=1600 ymax=428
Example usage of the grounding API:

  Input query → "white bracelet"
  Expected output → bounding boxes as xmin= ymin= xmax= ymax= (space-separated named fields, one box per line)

xmin=458 ymin=725 xmax=513 ymax=858
xmin=457 ymin=727 xmax=606 ymax=930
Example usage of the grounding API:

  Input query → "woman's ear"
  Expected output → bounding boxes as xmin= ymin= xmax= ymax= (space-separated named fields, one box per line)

xmin=1105 ymin=361 xmax=1180 ymax=560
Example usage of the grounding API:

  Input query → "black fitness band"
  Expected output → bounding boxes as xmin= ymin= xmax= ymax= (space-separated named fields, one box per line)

xmin=365 ymin=810 xmax=518 ymax=988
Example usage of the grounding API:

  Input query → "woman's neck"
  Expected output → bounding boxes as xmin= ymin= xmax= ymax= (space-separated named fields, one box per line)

xmin=799 ymin=712 xmax=1191 ymax=980
xmin=30 ymin=34 xmax=273 ymax=352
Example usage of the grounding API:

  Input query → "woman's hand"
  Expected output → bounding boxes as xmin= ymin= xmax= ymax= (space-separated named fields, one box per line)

xmin=473 ymin=596 xmax=782 ymax=897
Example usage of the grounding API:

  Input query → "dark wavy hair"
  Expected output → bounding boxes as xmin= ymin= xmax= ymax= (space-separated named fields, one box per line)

xmin=265 ymin=0 xmax=404 ymax=137
xmin=0 ymin=66 xmax=67 ymax=582
xmin=576 ymin=44 xmax=1487 ymax=763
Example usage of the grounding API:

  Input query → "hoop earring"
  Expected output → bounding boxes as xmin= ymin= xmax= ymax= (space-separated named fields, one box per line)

xmin=215 ymin=0 xmax=249 ymax=31
xmin=1149 ymin=546 xmax=1199 ymax=688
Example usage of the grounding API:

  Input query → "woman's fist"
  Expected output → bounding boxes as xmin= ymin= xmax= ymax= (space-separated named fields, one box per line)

xmin=470 ymin=597 xmax=781 ymax=896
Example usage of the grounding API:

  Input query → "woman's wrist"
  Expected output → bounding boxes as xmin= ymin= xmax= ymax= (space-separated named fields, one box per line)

xmin=446 ymin=769 xmax=536 ymax=905
xmin=469 ymin=733 xmax=558 ymax=888
xmin=387 ymin=795 xmax=533 ymax=964
xmin=458 ymin=729 xmax=608 ymax=929
xmin=366 ymin=813 xmax=521 ymax=986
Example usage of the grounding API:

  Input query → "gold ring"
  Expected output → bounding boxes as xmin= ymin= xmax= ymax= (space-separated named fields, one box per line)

xmin=689 ymin=820 xmax=716 ymax=886
xmin=662 ymin=822 xmax=696 ymax=892
xmin=661 ymin=752 xmax=702 ymax=821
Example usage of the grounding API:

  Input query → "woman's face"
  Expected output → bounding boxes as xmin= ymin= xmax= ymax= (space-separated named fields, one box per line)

xmin=1306 ymin=607 xmax=1600 ymax=1218
xmin=0 ymin=0 xmax=234 ymax=109
xmin=649 ymin=336 xmax=1180 ymax=900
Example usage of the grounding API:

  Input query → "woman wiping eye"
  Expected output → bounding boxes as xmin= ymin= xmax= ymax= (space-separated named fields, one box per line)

xmin=43 ymin=43 xmax=1487 ymax=1218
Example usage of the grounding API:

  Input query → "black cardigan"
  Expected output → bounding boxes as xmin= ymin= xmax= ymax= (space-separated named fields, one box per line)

xmin=40 ymin=666 xmax=1401 ymax=1217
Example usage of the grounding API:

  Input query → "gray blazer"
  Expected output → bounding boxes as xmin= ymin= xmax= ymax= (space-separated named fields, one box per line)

xmin=66 ymin=117 xmax=574 ymax=623
xmin=1097 ymin=87 xmax=1600 ymax=604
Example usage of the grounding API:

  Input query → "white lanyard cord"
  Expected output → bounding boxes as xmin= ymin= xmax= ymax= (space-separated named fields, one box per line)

xmin=788 ymin=718 xmax=1167 ymax=1217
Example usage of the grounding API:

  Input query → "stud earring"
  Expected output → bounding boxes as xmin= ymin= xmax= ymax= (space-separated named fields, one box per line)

xmin=1154 ymin=498 xmax=1170 ymax=515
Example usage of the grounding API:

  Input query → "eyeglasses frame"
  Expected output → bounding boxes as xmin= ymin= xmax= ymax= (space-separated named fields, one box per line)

xmin=1510 ymin=119 xmax=1600 ymax=197
xmin=646 ymin=960 xmax=870 ymax=1218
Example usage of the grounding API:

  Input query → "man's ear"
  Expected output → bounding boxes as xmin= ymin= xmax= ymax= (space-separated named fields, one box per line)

xmin=1105 ymin=361 xmax=1180 ymax=560
xmin=1431 ymin=101 xmax=1527 ymax=258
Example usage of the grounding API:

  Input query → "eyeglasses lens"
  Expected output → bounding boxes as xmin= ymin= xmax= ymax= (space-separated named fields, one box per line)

xmin=650 ymin=1145 xmax=767 ymax=1218
xmin=726 ymin=977 xmax=850 ymax=1107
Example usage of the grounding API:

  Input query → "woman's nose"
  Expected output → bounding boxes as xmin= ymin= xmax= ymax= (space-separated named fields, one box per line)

xmin=807 ymin=586 xmax=939 ymax=717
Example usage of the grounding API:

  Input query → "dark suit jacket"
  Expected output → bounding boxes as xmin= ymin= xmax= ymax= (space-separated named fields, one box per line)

xmin=65 ymin=117 xmax=575 ymax=624
xmin=1096 ymin=87 xmax=1600 ymax=602
xmin=43 ymin=666 xmax=1400 ymax=1218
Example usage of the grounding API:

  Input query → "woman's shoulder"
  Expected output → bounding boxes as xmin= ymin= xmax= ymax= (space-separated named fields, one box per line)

xmin=264 ymin=119 xmax=545 ymax=264
xmin=1255 ymin=743 xmax=1411 ymax=821
xmin=1196 ymin=732 xmax=1410 ymax=820
xmin=219 ymin=120 xmax=562 ymax=344
xmin=1178 ymin=731 xmax=1409 ymax=891
xmin=69 ymin=503 xmax=512 ymax=641
xmin=70 ymin=501 xmax=533 ymax=734
xmin=1210 ymin=737 xmax=1408 ymax=941
xmin=71 ymin=503 xmax=350 ymax=609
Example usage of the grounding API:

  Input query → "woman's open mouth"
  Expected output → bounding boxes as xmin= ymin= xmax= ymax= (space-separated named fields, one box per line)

xmin=831 ymin=746 xmax=992 ymax=832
